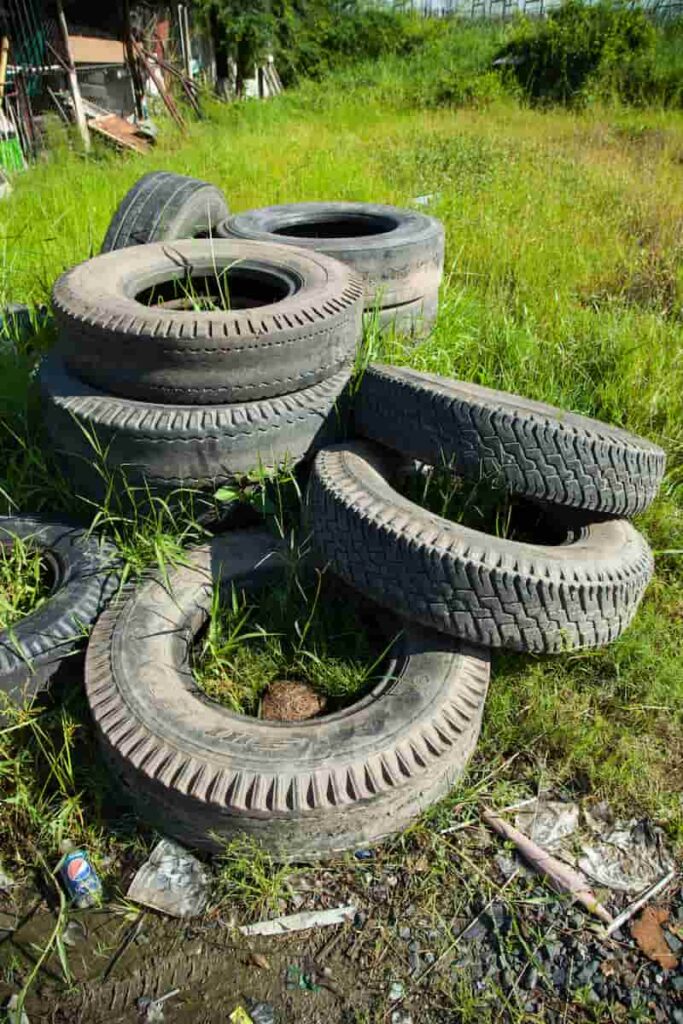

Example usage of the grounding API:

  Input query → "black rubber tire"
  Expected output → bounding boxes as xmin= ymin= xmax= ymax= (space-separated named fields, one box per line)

xmin=101 ymin=171 xmax=229 ymax=253
xmin=306 ymin=441 xmax=654 ymax=654
xmin=218 ymin=201 xmax=444 ymax=313
xmin=0 ymin=517 xmax=119 ymax=707
xmin=85 ymin=529 xmax=490 ymax=860
xmin=53 ymin=239 xmax=363 ymax=405
xmin=40 ymin=354 xmax=350 ymax=501
xmin=355 ymin=365 xmax=666 ymax=516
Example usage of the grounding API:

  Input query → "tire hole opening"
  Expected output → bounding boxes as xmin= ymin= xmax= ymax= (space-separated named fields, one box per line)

xmin=135 ymin=265 xmax=299 ymax=312
xmin=272 ymin=213 xmax=397 ymax=240
xmin=395 ymin=462 xmax=582 ymax=546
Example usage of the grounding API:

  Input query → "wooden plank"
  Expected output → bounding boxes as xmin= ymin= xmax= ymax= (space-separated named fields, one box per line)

xmin=89 ymin=114 xmax=150 ymax=153
xmin=68 ymin=36 xmax=125 ymax=65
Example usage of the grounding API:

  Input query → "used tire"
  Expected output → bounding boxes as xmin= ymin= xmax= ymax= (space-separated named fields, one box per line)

xmin=218 ymin=202 xmax=444 ymax=331
xmin=40 ymin=355 xmax=350 ymax=501
xmin=53 ymin=239 xmax=363 ymax=405
xmin=355 ymin=365 xmax=666 ymax=516
xmin=372 ymin=287 xmax=439 ymax=337
xmin=101 ymin=171 xmax=229 ymax=253
xmin=0 ymin=516 xmax=119 ymax=707
xmin=306 ymin=441 xmax=654 ymax=654
xmin=85 ymin=529 xmax=490 ymax=860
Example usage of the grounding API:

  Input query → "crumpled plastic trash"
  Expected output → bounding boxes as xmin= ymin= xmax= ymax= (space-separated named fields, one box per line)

xmin=514 ymin=797 xmax=674 ymax=894
xmin=127 ymin=839 xmax=210 ymax=918
xmin=515 ymin=800 xmax=580 ymax=848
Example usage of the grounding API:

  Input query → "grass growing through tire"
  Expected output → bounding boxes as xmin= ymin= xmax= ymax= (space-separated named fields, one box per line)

xmin=0 ymin=537 xmax=50 ymax=631
xmin=194 ymin=569 xmax=388 ymax=715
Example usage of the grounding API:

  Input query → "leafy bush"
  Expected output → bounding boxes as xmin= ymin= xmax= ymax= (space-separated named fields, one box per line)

xmin=195 ymin=0 xmax=431 ymax=92
xmin=495 ymin=0 xmax=657 ymax=106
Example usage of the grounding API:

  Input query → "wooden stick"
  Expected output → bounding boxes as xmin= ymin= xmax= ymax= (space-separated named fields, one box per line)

xmin=133 ymin=42 xmax=185 ymax=129
xmin=148 ymin=52 xmax=200 ymax=115
xmin=603 ymin=869 xmax=676 ymax=939
xmin=481 ymin=806 xmax=613 ymax=925
xmin=55 ymin=0 xmax=90 ymax=151
xmin=0 ymin=37 xmax=9 ymax=102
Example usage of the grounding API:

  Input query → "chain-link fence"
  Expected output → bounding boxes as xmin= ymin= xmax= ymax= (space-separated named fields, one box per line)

xmin=401 ymin=0 xmax=683 ymax=20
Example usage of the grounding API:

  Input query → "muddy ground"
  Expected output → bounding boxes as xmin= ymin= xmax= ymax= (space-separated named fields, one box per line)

xmin=1 ymin=851 xmax=681 ymax=1024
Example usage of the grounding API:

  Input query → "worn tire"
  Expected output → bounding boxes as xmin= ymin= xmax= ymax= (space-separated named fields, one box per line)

xmin=85 ymin=529 xmax=490 ymax=860
xmin=373 ymin=287 xmax=439 ymax=337
xmin=101 ymin=171 xmax=229 ymax=253
xmin=40 ymin=354 xmax=350 ymax=501
xmin=218 ymin=202 xmax=444 ymax=314
xmin=0 ymin=517 xmax=119 ymax=707
xmin=355 ymin=365 xmax=666 ymax=516
xmin=306 ymin=442 xmax=654 ymax=654
xmin=53 ymin=239 xmax=363 ymax=405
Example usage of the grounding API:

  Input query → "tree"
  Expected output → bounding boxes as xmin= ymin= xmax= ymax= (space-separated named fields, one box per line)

xmin=195 ymin=0 xmax=276 ymax=96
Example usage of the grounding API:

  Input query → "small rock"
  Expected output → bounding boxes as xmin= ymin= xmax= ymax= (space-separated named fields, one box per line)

xmin=391 ymin=1011 xmax=413 ymax=1024
xmin=461 ymin=919 xmax=487 ymax=942
xmin=388 ymin=981 xmax=404 ymax=1002
xmin=672 ymin=976 xmax=683 ymax=992
xmin=494 ymin=853 xmax=518 ymax=880
xmin=522 ymin=967 xmax=538 ymax=991
xmin=0 ymin=863 xmax=15 ymax=890
xmin=673 ymin=1011 xmax=683 ymax=1024
xmin=664 ymin=931 xmax=683 ymax=954
xmin=408 ymin=941 xmax=420 ymax=974
xmin=575 ymin=960 xmax=600 ymax=986
xmin=249 ymin=1004 xmax=275 ymax=1024
xmin=423 ymin=952 xmax=435 ymax=965
xmin=61 ymin=920 xmax=86 ymax=948
xmin=398 ymin=926 xmax=411 ymax=940
xmin=551 ymin=967 xmax=566 ymax=987
xmin=354 ymin=911 xmax=367 ymax=929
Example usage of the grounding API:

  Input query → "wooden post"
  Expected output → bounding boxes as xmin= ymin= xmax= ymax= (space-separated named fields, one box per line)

xmin=182 ymin=5 xmax=193 ymax=81
xmin=55 ymin=0 xmax=90 ymax=151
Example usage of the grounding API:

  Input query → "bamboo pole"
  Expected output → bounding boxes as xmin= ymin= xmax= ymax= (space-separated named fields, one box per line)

xmin=55 ymin=0 xmax=90 ymax=151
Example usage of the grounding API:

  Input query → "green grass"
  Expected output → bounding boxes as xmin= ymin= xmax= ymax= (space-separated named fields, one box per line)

xmin=0 ymin=30 xmax=680 ymax=1014
xmin=0 ymin=536 xmax=49 ymax=631
xmin=194 ymin=569 xmax=387 ymax=714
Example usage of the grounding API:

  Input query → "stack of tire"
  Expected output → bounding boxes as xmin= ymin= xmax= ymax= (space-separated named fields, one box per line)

xmin=80 ymin=374 xmax=664 ymax=863
xmin=28 ymin=171 xmax=665 ymax=864
xmin=41 ymin=173 xmax=443 ymax=503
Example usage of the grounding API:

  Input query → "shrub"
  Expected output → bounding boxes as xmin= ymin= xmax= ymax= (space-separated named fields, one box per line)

xmin=494 ymin=0 xmax=657 ymax=106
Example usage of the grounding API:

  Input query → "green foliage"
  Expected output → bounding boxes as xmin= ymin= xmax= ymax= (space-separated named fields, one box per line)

xmin=495 ymin=0 xmax=658 ymax=106
xmin=194 ymin=0 xmax=427 ymax=91
xmin=272 ymin=2 xmax=428 ymax=86
xmin=0 ymin=534 xmax=49 ymax=631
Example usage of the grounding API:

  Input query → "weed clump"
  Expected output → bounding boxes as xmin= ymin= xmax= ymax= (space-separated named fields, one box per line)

xmin=0 ymin=539 xmax=49 ymax=631
xmin=193 ymin=570 xmax=388 ymax=715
